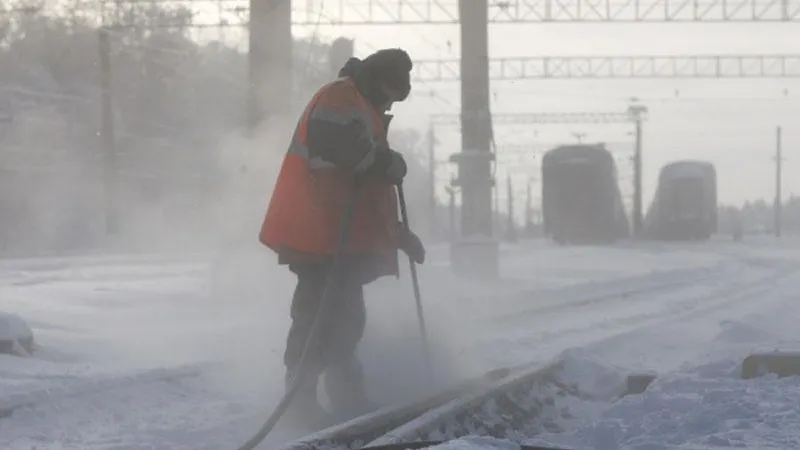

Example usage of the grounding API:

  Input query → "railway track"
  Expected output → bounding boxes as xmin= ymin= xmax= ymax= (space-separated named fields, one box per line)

xmin=3 ymin=252 xmax=794 ymax=449
xmin=489 ymin=263 xmax=730 ymax=324
xmin=276 ymin=261 xmax=799 ymax=450
xmin=473 ymin=257 xmax=797 ymax=367
xmin=487 ymin=254 xmax=788 ymax=331
xmin=277 ymin=359 xmax=609 ymax=450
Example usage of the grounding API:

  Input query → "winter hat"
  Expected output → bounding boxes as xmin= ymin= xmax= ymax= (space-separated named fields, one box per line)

xmin=361 ymin=48 xmax=413 ymax=101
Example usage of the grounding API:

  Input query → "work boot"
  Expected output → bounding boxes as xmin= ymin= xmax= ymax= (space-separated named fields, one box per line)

xmin=323 ymin=357 xmax=381 ymax=420
xmin=283 ymin=370 xmax=336 ymax=430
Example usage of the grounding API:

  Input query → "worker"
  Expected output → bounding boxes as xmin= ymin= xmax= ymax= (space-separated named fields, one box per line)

xmin=258 ymin=48 xmax=426 ymax=428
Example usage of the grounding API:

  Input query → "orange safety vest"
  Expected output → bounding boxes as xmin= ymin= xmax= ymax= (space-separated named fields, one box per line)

xmin=259 ymin=77 xmax=400 ymax=278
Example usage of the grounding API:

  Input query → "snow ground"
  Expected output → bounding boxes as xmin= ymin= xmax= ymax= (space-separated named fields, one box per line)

xmin=1 ymin=236 xmax=800 ymax=449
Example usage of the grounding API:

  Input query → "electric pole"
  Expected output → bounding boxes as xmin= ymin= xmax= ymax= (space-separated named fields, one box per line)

xmin=506 ymin=174 xmax=517 ymax=241
xmin=525 ymin=177 xmax=533 ymax=237
xmin=775 ymin=125 xmax=783 ymax=238
xmin=248 ymin=0 xmax=292 ymax=132
xmin=427 ymin=125 xmax=437 ymax=238
xmin=493 ymin=169 xmax=499 ymax=239
xmin=445 ymin=183 xmax=457 ymax=242
xmin=98 ymin=26 xmax=117 ymax=236
xmin=628 ymin=102 xmax=648 ymax=237
xmin=450 ymin=0 xmax=497 ymax=277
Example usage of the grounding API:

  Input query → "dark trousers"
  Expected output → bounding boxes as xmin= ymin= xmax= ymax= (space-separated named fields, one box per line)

xmin=284 ymin=262 xmax=368 ymax=409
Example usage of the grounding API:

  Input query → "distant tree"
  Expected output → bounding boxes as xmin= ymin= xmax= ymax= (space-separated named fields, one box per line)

xmin=0 ymin=4 xmax=450 ymax=255
xmin=0 ymin=5 xmax=333 ymax=254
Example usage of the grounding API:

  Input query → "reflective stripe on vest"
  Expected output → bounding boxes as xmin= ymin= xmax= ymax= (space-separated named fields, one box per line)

xmin=286 ymin=78 xmax=380 ymax=171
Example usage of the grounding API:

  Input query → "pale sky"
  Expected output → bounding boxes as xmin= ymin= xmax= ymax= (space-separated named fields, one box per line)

xmin=246 ymin=2 xmax=800 ymax=215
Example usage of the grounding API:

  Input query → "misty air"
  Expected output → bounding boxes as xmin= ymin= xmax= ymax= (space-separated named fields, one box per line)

xmin=1 ymin=1 xmax=800 ymax=450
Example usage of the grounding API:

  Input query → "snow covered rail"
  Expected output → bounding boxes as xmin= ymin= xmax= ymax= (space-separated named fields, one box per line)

xmin=367 ymin=359 xmax=603 ymax=447
xmin=486 ymin=265 xmax=728 ymax=328
xmin=651 ymin=262 xmax=800 ymax=325
xmin=501 ymin=265 xmax=726 ymax=317
xmin=493 ymin=256 xmax=799 ymax=331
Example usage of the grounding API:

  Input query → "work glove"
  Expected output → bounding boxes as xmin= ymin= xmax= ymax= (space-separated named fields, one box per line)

xmin=398 ymin=226 xmax=425 ymax=264
xmin=384 ymin=150 xmax=407 ymax=185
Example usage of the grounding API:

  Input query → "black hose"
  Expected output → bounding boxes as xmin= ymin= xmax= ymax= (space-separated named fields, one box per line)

xmin=358 ymin=442 xmax=575 ymax=450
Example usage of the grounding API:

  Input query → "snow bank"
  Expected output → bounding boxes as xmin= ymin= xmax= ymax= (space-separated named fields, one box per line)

xmin=0 ymin=312 xmax=33 ymax=356
xmin=1 ymin=236 xmax=794 ymax=449
xmin=526 ymin=359 xmax=800 ymax=450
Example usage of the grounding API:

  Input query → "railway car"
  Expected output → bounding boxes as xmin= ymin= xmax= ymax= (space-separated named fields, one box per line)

xmin=541 ymin=143 xmax=630 ymax=245
xmin=643 ymin=160 xmax=717 ymax=241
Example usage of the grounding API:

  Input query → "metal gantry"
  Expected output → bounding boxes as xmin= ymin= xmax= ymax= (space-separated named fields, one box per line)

xmin=96 ymin=0 xmax=249 ymax=28
xmin=431 ymin=110 xmax=646 ymax=126
xmin=292 ymin=0 xmax=800 ymax=24
xmin=90 ymin=0 xmax=790 ymax=245
xmin=414 ymin=55 xmax=800 ymax=81
xmin=92 ymin=0 xmax=800 ymax=27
